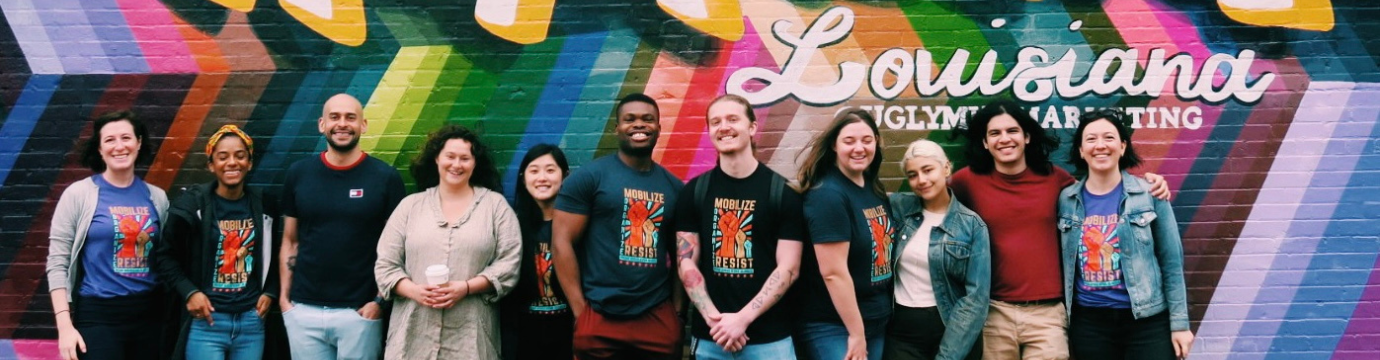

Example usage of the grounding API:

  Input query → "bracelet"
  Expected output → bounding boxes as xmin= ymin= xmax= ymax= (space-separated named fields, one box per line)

xmin=54 ymin=309 xmax=70 ymax=317
xmin=464 ymin=281 xmax=471 ymax=296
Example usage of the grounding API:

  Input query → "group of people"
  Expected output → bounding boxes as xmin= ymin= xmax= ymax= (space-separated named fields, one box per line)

xmin=45 ymin=91 xmax=1193 ymax=360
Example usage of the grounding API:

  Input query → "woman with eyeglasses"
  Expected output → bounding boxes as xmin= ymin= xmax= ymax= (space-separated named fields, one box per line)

xmin=1058 ymin=109 xmax=1193 ymax=360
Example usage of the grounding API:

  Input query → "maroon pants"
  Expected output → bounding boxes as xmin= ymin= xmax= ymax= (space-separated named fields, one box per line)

xmin=573 ymin=301 xmax=682 ymax=360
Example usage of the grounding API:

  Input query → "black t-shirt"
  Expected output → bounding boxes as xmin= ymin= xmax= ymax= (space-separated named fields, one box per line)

xmin=554 ymin=155 xmax=682 ymax=317
xmin=673 ymin=164 xmax=804 ymax=344
xmin=206 ymin=195 xmax=261 ymax=313
xmin=800 ymin=168 xmax=895 ymax=325
xmin=509 ymin=220 xmax=571 ymax=316
xmin=282 ymin=153 xmax=405 ymax=307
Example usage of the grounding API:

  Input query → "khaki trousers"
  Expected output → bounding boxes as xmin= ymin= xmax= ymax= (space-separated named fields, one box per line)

xmin=980 ymin=300 xmax=1069 ymax=360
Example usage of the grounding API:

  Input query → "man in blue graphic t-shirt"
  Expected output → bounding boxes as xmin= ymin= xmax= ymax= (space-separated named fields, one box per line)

xmin=552 ymin=93 xmax=685 ymax=360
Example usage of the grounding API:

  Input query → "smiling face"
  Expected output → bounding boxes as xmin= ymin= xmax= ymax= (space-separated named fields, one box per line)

xmin=523 ymin=154 xmax=563 ymax=203
xmin=98 ymin=120 xmax=142 ymax=174
xmin=436 ymin=138 xmax=476 ymax=188
xmin=616 ymin=101 xmax=661 ymax=157
xmin=984 ymin=114 xmax=1029 ymax=170
xmin=833 ymin=121 xmax=877 ymax=178
xmin=706 ymin=100 xmax=755 ymax=155
xmin=905 ymin=155 xmax=949 ymax=203
xmin=208 ymin=136 xmax=252 ymax=189
xmin=1078 ymin=118 xmax=1126 ymax=174
xmin=318 ymin=95 xmax=366 ymax=152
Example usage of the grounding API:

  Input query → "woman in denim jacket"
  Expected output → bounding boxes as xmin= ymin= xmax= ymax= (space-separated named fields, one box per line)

xmin=884 ymin=139 xmax=990 ymax=360
xmin=1058 ymin=109 xmax=1193 ymax=360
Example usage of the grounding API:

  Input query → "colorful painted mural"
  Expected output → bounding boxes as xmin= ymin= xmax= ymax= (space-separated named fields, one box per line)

xmin=0 ymin=0 xmax=1378 ymax=359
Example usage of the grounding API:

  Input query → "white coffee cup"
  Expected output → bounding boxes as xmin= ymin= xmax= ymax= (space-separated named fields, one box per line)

xmin=425 ymin=264 xmax=449 ymax=286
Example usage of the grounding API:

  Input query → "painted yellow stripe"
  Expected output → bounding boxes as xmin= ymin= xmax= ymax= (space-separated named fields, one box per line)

xmin=360 ymin=45 xmax=451 ymax=163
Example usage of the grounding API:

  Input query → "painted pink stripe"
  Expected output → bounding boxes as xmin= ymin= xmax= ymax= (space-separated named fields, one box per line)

xmin=1143 ymin=1 xmax=1231 ymax=189
xmin=115 ymin=0 xmax=200 ymax=73
xmin=1103 ymin=0 xmax=1227 ymax=190
xmin=645 ymin=55 xmax=697 ymax=164
xmin=1149 ymin=1 xmax=1212 ymax=58
xmin=11 ymin=339 xmax=59 ymax=360
xmin=686 ymin=17 xmax=769 ymax=178
xmin=1103 ymin=0 xmax=1176 ymax=58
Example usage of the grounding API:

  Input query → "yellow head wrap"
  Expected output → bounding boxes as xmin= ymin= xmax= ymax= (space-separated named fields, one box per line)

xmin=205 ymin=124 xmax=254 ymax=157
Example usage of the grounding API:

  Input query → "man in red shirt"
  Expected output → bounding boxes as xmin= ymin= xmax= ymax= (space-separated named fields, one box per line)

xmin=951 ymin=100 xmax=1167 ymax=359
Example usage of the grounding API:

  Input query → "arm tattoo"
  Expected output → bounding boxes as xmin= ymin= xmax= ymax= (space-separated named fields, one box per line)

xmin=287 ymin=256 xmax=297 ymax=270
xmin=684 ymin=269 xmax=704 ymax=287
xmin=683 ymin=270 xmax=718 ymax=314
xmin=677 ymin=233 xmax=697 ymax=261
xmin=749 ymin=269 xmax=794 ymax=311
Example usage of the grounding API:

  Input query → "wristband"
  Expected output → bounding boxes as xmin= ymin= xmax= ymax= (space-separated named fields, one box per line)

xmin=373 ymin=295 xmax=387 ymax=306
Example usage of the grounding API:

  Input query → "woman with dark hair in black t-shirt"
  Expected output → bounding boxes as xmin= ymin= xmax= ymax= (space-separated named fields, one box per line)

xmin=500 ymin=144 xmax=573 ymax=360
xmin=796 ymin=109 xmax=896 ymax=360
xmin=155 ymin=125 xmax=282 ymax=360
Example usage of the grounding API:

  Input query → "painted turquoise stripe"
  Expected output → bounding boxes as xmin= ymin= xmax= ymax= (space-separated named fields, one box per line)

xmin=1002 ymin=0 xmax=1112 ymax=164
xmin=562 ymin=26 xmax=640 ymax=168
xmin=502 ymin=29 xmax=610 ymax=195
xmin=254 ymin=70 xmax=331 ymax=180
xmin=312 ymin=64 xmax=390 ymax=154
xmin=0 ymin=75 xmax=61 ymax=190
xmin=1265 ymin=84 xmax=1380 ymax=360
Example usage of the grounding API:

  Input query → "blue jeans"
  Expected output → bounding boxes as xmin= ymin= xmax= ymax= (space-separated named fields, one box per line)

xmin=693 ymin=336 xmax=796 ymax=360
xmin=282 ymin=302 xmax=382 ymax=360
xmin=186 ymin=310 xmax=265 ymax=360
xmin=800 ymin=321 xmax=885 ymax=360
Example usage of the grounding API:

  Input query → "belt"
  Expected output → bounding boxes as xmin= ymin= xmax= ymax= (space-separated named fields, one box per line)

xmin=999 ymin=298 xmax=1062 ymax=307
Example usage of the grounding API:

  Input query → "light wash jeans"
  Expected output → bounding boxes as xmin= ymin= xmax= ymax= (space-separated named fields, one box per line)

xmin=800 ymin=321 xmax=885 ymax=360
xmin=693 ymin=336 xmax=796 ymax=360
xmin=282 ymin=302 xmax=382 ymax=360
xmin=186 ymin=310 xmax=265 ymax=360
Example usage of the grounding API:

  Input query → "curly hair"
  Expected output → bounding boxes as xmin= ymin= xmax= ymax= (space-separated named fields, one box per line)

xmin=81 ymin=110 xmax=152 ymax=173
xmin=958 ymin=100 xmax=1058 ymax=175
xmin=410 ymin=125 xmax=500 ymax=192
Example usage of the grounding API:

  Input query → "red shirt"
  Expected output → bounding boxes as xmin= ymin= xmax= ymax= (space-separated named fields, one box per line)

xmin=951 ymin=166 xmax=1075 ymax=302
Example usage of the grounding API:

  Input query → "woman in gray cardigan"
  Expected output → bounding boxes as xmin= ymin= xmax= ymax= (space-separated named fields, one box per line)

xmin=46 ymin=111 xmax=170 ymax=360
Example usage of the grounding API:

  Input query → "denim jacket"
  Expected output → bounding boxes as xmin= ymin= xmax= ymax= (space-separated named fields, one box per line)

xmin=1058 ymin=172 xmax=1189 ymax=331
xmin=889 ymin=189 xmax=990 ymax=360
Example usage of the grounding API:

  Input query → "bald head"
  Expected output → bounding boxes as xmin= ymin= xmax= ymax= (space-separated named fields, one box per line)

xmin=318 ymin=93 xmax=367 ymax=152
xmin=322 ymin=93 xmax=363 ymax=118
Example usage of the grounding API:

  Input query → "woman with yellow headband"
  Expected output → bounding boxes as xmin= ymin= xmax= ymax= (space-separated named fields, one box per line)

xmin=154 ymin=124 xmax=283 ymax=360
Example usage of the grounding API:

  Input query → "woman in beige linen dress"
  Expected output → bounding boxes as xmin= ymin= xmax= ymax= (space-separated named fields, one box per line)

xmin=375 ymin=125 xmax=522 ymax=360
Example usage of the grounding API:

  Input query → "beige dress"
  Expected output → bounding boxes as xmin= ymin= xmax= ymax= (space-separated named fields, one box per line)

xmin=375 ymin=187 xmax=522 ymax=360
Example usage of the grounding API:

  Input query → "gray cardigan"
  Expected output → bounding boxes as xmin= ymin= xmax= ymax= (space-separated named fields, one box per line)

xmin=46 ymin=176 xmax=170 ymax=302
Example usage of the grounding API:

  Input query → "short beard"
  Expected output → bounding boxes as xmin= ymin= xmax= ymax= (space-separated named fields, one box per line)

xmin=327 ymin=136 xmax=360 ymax=152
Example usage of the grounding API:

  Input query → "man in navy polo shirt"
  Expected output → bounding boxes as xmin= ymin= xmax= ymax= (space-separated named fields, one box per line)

xmin=279 ymin=93 xmax=405 ymax=360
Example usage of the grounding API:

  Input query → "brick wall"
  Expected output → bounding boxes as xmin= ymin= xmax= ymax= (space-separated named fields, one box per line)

xmin=1 ymin=0 xmax=1378 ymax=358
